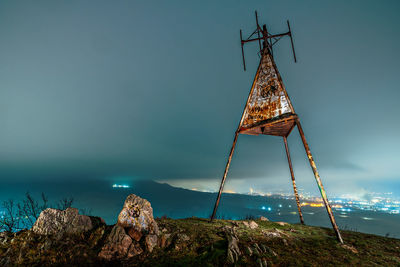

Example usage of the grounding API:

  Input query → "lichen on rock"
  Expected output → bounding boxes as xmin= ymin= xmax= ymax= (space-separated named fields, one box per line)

xmin=99 ymin=194 xmax=160 ymax=260
xmin=117 ymin=194 xmax=159 ymax=241
xmin=32 ymin=208 xmax=92 ymax=238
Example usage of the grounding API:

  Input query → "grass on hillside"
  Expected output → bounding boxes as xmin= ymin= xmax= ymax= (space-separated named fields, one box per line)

xmin=1 ymin=217 xmax=400 ymax=266
xmin=142 ymin=217 xmax=400 ymax=266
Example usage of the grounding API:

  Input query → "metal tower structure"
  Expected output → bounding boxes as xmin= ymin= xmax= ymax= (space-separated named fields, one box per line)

xmin=210 ymin=11 xmax=343 ymax=243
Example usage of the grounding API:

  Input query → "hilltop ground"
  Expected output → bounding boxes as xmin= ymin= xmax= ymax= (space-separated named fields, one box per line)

xmin=1 ymin=217 xmax=400 ymax=266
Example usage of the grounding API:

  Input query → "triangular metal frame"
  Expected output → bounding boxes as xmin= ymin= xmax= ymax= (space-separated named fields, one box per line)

xmin=209 ymin=18 xmax=343 ymax=243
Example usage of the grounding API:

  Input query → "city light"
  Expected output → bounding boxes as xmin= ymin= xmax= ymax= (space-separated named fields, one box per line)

xmin=361 ymin=217 xmax=374 ymax=220
xmin=300 ymin=202 xmax=324 ymax=207
xmin=251 ymin=190 xmax=400 ymax=216
xmin=112 ymin=184 xmax=130 ymax=188
xmin=339 ymin=208 xmax=352 ymax=212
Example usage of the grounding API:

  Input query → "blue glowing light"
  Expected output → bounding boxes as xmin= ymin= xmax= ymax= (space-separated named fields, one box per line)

xmin=112 ymin=184 xmax=130 ymax=188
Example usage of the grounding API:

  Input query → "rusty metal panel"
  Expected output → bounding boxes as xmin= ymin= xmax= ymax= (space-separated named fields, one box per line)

xmin=241 ymin=49 xmax=294 ymax=129
xmin=240 ymin=116 xmax=297 ymax=137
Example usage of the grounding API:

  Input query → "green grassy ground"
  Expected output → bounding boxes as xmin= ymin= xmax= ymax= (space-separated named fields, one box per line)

xmin=1 ymin=217 xmax=400 ymax=266
xmin=143 ymin=218 xmax=400 ymax=266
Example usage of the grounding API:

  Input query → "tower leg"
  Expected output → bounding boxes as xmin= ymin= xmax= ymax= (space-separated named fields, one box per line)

xmin=210 ymin=131 xmax=240 ymax=222
xmin=296 ymin=120 xmax=343 ymax=243
xmin=283 ymin=136 xmax=305 ymax=225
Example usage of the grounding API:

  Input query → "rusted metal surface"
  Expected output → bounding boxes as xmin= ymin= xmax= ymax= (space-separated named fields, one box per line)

xmin=283 ymin=136 xmax=304 ymax=225
xmin=241 ymin=48 xmax=294 ymax=130
xmin=210 ymin=131 xmax=239 ymax=221
xmin=238 ymin=46 xmax=296 ymax=137
xmin=296 ymin=119 xmax=343 ymax=243
xmin=239 ymin=113 xmax=297 ymax=136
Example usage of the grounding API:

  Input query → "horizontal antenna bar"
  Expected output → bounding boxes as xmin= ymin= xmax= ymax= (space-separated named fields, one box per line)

xmin=241 ymin=32 xmax=291 ymax=44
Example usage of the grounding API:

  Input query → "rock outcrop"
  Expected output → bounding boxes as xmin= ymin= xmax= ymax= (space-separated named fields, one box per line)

xmin=243 ymin=220 xmax=258 ymax=229
xmin=0 ymin=232 xmax=12 ymax=245
xmin=98 ymin=224 xmax=143 ymax=260
xmin=118 ymin=194 xmax=159 ymax=241
xmin=32 ymin=208 xmax=92 ymax=238
xmin=99 ymin=194 xmax=159 ymax=259
xmin=276 ymin=221 xmax=288 ymax=226
xmin=223 ymin=226 xmax=241 ymax=264
xmin=249 ymin=221 xmax=259 ymax=229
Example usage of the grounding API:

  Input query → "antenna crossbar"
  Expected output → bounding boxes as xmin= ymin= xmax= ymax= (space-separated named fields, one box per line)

xmin=241 ymin=31 xmax=290 ymax=44
xmin=239 ymin=11 xmax=297 ymax=70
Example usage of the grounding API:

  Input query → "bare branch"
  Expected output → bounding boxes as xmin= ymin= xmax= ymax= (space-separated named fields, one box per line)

xmin=56 ymin=197 xmax=74 ymax=210
xmin=0 ymin=199 xmax=21 ymax=232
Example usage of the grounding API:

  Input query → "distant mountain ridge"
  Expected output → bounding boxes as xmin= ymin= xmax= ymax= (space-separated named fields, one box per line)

xmin=1 ymin=179 xmax=400 ymax=238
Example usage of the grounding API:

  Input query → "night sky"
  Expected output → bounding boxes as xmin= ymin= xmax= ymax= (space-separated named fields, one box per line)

xmin=1 ymin=0 xmax=400 ymax=200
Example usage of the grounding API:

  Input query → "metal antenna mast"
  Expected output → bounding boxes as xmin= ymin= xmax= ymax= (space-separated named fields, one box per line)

xmin=240 ymin=11 xmax=297 ymax=71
